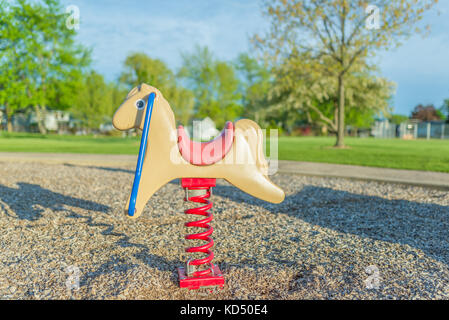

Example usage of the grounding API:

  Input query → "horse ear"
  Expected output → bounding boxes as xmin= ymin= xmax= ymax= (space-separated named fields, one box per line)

xmin=127 ymin=86 xmax=139 ymax=98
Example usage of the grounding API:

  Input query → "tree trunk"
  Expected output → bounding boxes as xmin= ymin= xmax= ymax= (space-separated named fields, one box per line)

xmin=34 ymin=105 xmax=47 ymax=134
xmin=7 ymin=117 xmax=13 ymax=132
xmin=4 ymin=105 xmax=13 ymax=132
xmin=333 ymin=103 xmax=338 ymax=128
xmin=335 ymin=75 xmax=345 ymax=147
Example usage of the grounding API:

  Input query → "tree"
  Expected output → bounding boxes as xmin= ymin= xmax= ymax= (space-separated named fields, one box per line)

xmin=70 ymin=71 xmax=115 ymax=130
xmin=235 ymin=53 xmax=272 ymax=125
xmin=119 ymin=52 xmax=195 ymax=125
xmin=0 ymin=51 xmax=28 ymax=132
xmin=411 ymin=104 xmax=442 ymax=121
xmin=255 ymin=0 xmax=437 ymax=147
xmin=120 ymin=53 xmax=175 ymax=90
xmin=389 ymin=114 xmax=409 ymax=125
xmin=178 ymin=46 xmax=243 ymax=128
xmin=268 ymin=54 xmax=395 ymax=134
xmin=440 ymin=99 xmax=449 ymax=123
xmin=0 ymin=0 xmax=28 ymax=132
xmin=2 ymin=0 xmax=90 ymax=133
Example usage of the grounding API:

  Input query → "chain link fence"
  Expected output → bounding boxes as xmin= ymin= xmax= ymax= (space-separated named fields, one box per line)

xmin=374 ymin=121 xmax=449 ymax=139
xmin=415 ymin=122 xmax=449 ymax=139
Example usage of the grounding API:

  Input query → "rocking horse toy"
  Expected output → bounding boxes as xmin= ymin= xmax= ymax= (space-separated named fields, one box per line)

xmin=112 ymin=83 xmax=285 ymax=290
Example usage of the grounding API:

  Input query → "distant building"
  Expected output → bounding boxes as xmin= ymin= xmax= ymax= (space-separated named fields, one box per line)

xmin=99 ymin=122 xmax=115 ymax=133
xmin=28 ymin=109 xmax=72 ymax=133
xmin=0 ymin=107 xmax=75 ymax=133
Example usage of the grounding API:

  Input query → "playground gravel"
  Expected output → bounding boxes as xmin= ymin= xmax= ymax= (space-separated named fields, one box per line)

xmin=0 ymin=161 xmax=448 ymax=300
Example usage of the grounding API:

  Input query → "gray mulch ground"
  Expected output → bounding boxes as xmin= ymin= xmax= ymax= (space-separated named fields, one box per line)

xmin=0 ymin=161 xmax=448 ymax=299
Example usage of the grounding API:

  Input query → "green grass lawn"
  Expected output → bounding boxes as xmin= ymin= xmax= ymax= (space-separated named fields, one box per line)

xmin=0 ymin=132 xmax=141 ymax=154
xmin=277 ymin=136 xmax=449 ymax=173
xmin=1 ymin=132 xmax=449 ymax=172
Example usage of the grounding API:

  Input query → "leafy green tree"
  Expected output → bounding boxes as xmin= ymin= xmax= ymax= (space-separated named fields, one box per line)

xmin=120 ymin=53 xmax=175 ymax=90
xmin=109 ymin=83 xmax=128 ymax=115
xmin=255 ymin=0 xmax=437 ymax=147
xmin=0 ymin=0 xmax=28 ymax=131
xmin=119 ymin=52 xmax=194 ymax=125
xmin=440 ymin=99 xmax=449 ymax=123
xmin=2 ymin=0 xmax=89 ymax=133
xmin=0 ymin=52 xmax=28 ymax=132
xmin=268 ymin=54 xmax=395 ymax=134
xmin=167 ymin=85 xmax=195 ymax=126
xmin=235 ymin=53 xmax=272 ymax=125
xmin=179 ymin=46 xmax=243 ymax=127
xmin=71 ymin=71 xmax=114 ymax=130
xmin=389 ymin=114 xmax=409 ymax=125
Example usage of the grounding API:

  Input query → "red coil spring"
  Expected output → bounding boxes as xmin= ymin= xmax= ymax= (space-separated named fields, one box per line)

xmin=184 ymin=186 xmax=215 ymax=277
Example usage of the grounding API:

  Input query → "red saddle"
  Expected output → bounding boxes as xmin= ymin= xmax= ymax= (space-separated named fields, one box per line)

xmin=177 ymin=121 xmax=234 ymax=166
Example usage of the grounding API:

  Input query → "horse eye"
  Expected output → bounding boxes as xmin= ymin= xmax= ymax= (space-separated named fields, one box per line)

xmin=135 ymin=99 xmax=146 ymax=110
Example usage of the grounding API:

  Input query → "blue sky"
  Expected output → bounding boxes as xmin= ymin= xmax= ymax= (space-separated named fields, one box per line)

xmin=61 ymin=0 xmax=449 ymax=116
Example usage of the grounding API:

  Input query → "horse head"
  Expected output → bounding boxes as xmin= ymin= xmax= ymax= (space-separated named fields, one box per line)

xmin=112 ymin=83 xmax=175 ymax=131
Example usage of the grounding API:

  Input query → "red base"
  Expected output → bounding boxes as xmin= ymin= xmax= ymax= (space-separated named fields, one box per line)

xmin=181 ymin=178 xmax=216 ymax=189
xmin=178 ymin=265 xmax=225 ymax=290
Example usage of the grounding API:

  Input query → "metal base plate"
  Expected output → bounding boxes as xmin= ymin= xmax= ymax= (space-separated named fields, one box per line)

xmin=178 ymin=265 xmax=225 ymax=290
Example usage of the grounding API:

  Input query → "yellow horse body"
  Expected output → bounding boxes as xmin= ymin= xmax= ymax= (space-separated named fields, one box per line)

xmin=112 ymin=84 xmax=284 ymax=219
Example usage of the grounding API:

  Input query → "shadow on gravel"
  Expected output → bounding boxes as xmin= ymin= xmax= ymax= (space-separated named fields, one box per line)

xmin=67 ymin=209 xmax=180 ymax=293
xmin=63 ymin=163 xmax=134 ymax=174
xmin=215 ymin=184 xmax=449 ymax=266
xmin=0 ymin=182 xmax=110 ymax=221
